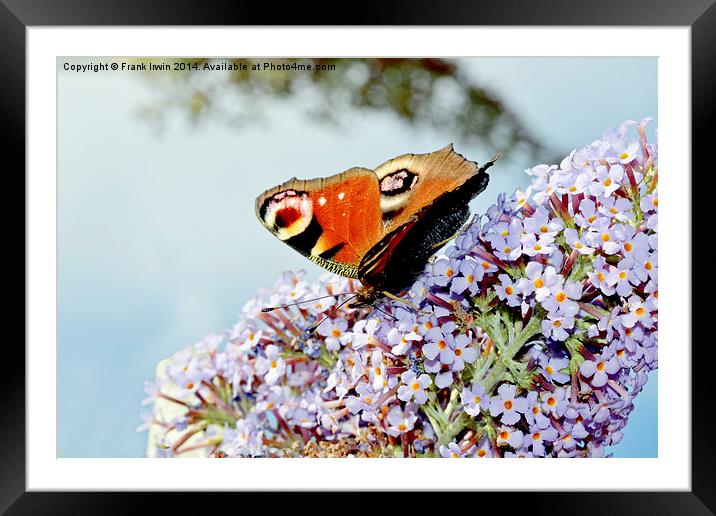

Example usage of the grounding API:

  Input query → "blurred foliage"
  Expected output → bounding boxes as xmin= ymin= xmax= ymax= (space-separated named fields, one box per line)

xmin=136 ymin=58 xmax=543 ymax=159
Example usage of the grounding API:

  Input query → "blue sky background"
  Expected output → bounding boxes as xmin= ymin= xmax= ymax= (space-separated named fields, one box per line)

xmin=58 ymin=57 xmax=657 ymax=457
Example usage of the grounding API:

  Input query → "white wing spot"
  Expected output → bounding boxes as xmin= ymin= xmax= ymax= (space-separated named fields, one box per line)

xmin=318 ymin=196 xmax=327 ymax=206
xmin=338 ymin=192 xmax=346 ymax=200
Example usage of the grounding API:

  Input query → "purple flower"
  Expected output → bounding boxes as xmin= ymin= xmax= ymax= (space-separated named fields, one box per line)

xmin=440 ymin=442 xmax=471 ymax=458
xmin=496 ymin=426 xmax=524 ymax=449
xmin=580 ymin=354 xmax=621 ymax=388
xmin=386 ymin=403 xmax=418 ymax=436
xmin=489 ymin=384 xmax=528 ymax=425
xmin=542 ymin=313 xmax=575 ymax=341
xmin=525 ymin=392 xmax=551 ymax=429
xmin=540 ymin=356 xmax=570 ymax=384
xmin=397 ymin=370 xmax=431 ymax=404
xmin=461 ymin=383 xmax=489 ymax=416
xmin=450 ymin=259 xmax=483 ymax=295
xmin=541 ymin=281 xmax=582 ymax=317
xmin=523 ymin=424 xmax=559 ymax=457
xmin=422 ymin=328 xmax=456 ymax=365
xmin=255 ymin=345 xmax=286 ymax=385
xmin=517 ymin=262 xmax=562 ymax=302
xmin=451 ymin=334 xmax=478 ymax=371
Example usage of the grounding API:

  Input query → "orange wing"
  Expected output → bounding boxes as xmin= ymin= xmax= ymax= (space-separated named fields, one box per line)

xmin=255 ymin=145 xmax=484 ymax=279
xmin=255 ymin=168 xmax=383 ymax=278
xmin=373 ymin=144 xmax=479 ymax=232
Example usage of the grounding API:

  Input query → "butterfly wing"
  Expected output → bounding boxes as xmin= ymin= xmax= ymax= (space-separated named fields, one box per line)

xmin=255 ymin=168 xmax=383 ymax=278
xmin=373 ymin=144 xmax=480 ymax=231
xmin=359 ymin=152 xmax=493 ymax=293
xmin=256 ymin=145 xmax=491 ymax=285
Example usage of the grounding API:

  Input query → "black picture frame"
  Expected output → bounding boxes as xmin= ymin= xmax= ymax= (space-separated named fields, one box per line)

xmin=3 ymin=1 xmax=711 ymax=513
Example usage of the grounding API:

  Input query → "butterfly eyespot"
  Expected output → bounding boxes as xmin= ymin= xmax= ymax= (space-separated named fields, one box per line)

xmin=260 ymin=189 xmax=314 ymax=239
xmin=275 ymin=207 xmax=301 ymax=228
xmin=379 ymin=169 xmax=418 ymax=197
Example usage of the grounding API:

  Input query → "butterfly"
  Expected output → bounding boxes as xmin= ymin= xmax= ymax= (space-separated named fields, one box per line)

xmin=255 ymin=144 xmax=496 ymax=309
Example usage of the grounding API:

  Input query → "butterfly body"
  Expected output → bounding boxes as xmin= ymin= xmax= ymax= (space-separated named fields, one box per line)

xmin=255 ymin=145 xmax=495 ymax=308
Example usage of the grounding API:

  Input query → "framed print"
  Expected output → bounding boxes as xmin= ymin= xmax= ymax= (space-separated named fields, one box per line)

xmin=5 ymin=0 xmax=712 ymax=513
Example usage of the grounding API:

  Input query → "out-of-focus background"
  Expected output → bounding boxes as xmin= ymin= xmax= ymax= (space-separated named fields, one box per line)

xmin=58 ymin=57 xmax=657 ymax=457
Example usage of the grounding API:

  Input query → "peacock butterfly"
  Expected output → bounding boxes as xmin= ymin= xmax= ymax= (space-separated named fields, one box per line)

xmin=255 ymin=144 xmax=496 ymax=308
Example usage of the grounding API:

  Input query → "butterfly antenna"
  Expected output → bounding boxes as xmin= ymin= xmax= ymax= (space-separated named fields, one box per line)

xmin=305 ymin=294 xmax=358 ymax=335
xmin=261 ymin=293 xmax=353 ymax=313
xmin=480 ymin=153 xmax=502 ymax=174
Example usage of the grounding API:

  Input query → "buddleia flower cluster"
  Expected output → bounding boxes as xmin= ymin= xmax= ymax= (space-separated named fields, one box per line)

xmin=141 ymin=119 xmax=657 ymax=458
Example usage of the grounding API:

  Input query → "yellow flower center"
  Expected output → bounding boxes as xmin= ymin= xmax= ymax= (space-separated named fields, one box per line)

xmin=555 ymin=292 xmax=567 ymax=303
xmin=596 ymin=362 xmax=606 ymax=371
xmin=505 ymin=286 xmax=514 ymax=295
xmin=411 ymin=382 xmax=420 ymax=391
xmin=540 ymin=225 xmax=549 ymax=233
xmin=534 ymin=279 xmax=544 ymax=289
xmin=624 ymin=242 xmax=633 ymax=252
xmin=438 ymin=340 xmax=447 ymax=350
xmin=504 ymin=400 xmax=513 ymax=410
xmin=601 ymin=233 xmax=611 ymax=242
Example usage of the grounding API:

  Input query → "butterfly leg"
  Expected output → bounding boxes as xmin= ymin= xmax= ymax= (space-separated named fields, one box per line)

xmin=380 ymin=291 xmax=430 ymax=315
xmin=429 ymin=232 xmax=462 ymax=252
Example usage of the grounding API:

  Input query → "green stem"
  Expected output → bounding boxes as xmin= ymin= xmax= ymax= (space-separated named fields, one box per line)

xmin=482 ymin=311 xmax=544 ymax=392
